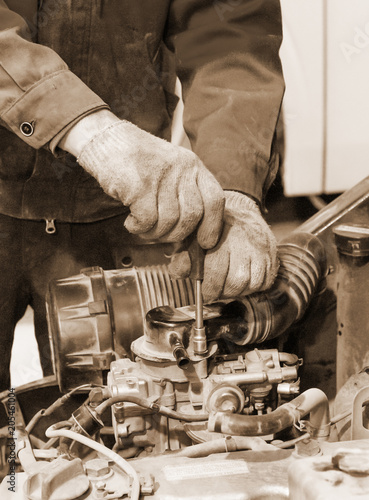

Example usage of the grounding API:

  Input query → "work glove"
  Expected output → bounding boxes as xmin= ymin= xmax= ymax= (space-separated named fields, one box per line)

xmin=169 ymin=191 xmax=279 ymax=302
xmin=77 ymin=121 xmax=225 ymax=247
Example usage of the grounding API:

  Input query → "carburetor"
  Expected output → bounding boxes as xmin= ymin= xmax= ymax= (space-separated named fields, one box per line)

xmin=108 ymin=308 xmax=301 ymax=455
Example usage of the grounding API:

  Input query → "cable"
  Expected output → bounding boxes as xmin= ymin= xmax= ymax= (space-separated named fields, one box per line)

xmin=330 ymin=409 xmax=352 ymax=425
xmin=308 ymin=195 xmax=328 ymax=212
xmin=45 ymin=425 xmax=140 ymax=500
xmin=330 ymin=399 xmax=369 ymax=426
xmin=95 ymin=395 xmax=209 ymax=422
xmin=273 ymin=432 xmax=310 ymax=449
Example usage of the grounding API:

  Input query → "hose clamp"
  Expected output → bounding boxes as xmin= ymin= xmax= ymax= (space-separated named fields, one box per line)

xmin=295 ymin=419 xmax=330 ymax=439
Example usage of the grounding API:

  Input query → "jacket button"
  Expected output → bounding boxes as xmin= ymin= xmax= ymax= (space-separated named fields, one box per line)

xmin=20 ymin=122 xmax=34 ymax=136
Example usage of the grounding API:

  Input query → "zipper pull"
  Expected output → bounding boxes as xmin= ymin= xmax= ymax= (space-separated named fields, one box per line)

xmin=45 ymin=219 xmax=56 ymax=234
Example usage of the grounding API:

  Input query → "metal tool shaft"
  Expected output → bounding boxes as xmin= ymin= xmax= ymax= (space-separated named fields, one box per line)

xmin=195 ymin=279 xmax=204 ymax=330
xmin=187 ymin=236 xmax=207 ymax=355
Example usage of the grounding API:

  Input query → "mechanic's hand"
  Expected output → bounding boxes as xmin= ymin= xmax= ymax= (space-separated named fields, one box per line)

xmin=169 ymin=191 xmax=279 ymax=302
xmin=59 ymin=110 xmax=224 ymax=247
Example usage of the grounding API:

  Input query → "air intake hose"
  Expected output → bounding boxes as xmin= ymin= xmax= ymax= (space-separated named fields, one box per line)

xmin=205 ymin=232 xmax=327 ymax=345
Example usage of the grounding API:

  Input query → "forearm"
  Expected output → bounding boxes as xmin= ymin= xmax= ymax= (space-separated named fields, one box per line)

xmin=0 ymin=0 xmax=108 ymax=151
xmin=167 ymin=0 xmax=285 ymax=204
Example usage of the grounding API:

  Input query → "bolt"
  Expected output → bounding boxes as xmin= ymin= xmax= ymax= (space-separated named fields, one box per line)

xmin=85 ymin=458 xmax=111 ymax=478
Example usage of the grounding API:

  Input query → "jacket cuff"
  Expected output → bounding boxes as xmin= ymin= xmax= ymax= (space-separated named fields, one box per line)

xmin=199 ymin=146 xmax=268 ymax=206
xmin=48 ymin=110 xmax=110 ymax=156
xmin=1 ymin=69 xmax=109 ymax=150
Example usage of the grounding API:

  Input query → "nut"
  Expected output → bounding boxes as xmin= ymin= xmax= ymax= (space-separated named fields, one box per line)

xmin=294 ymin=438 xmax=321 ymax=457
xmin=85 ymin=458 xmax=111 ymax=478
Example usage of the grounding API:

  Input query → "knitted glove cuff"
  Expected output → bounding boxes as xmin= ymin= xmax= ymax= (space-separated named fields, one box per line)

xmin=76 ymin=120 xmax=125 ymax=166
xmin=224 ymin=190 xmax=260 ymax=215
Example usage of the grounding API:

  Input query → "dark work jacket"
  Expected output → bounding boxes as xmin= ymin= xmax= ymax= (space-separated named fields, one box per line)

xmin=0 ymin=0 xmax=284 ymax=223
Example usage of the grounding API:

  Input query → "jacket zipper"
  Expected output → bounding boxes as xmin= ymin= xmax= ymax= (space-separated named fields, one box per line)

xmin=45 ymin=219 xmax=56 ymax=234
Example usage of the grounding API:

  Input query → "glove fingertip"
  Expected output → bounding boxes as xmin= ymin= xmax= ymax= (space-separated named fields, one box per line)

xmin=197 ymin=209 xmax=224 ymax=249
xmin=168 ymin=252 xmax=191 ymax=279
xmin=197 ymin=228 xmax=221 ymax=250
xmin=124 ymin=214 xmax=155 ymax=234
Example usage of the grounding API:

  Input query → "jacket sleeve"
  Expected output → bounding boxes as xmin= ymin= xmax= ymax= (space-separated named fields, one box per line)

xmin=0 ymin=0 xmax=108 ymax=151
xmin=166 ymin=0 xmax=285 ymax=205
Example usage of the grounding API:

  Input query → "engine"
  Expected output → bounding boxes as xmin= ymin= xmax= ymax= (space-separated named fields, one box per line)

xmin=4 ymin=207 xmax=369 ymax=499
xmin=42 ymin=232 xmax=327 ymax=458
xmin=2 ymin=179 xmax=369 ymax=500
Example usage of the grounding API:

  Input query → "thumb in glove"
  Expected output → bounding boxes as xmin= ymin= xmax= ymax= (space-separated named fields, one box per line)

xmin=169 ymin=191 xmax=279 ymax=302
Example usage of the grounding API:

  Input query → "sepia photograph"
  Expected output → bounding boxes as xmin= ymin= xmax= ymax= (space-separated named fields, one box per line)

xmin=0 ymin=1 xmax=369 ymax=498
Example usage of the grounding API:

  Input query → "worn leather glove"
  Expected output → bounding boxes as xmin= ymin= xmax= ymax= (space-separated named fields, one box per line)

xmin=77 ymin=120 xmax=224 ymax=247
xmin=169 ymin=191 xmax=279 ymax=302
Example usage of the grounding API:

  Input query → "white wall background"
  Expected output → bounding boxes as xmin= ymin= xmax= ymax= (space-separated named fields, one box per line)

xmin=281 ymin=0 xmax=369 ymax=196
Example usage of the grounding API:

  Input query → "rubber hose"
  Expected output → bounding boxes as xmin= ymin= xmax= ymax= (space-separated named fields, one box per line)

xmin=208 ymin=389 xmax=330 ymax=439
xmin=95 ymin=395 xmax=209 ymax=422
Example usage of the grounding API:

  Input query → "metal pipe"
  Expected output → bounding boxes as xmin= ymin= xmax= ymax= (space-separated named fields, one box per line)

xmin=210 ymin=366 xmax=297 ymax=386
xmin=210 ymin=372 xmax=268 ymax=385
xmin=296 ymin=175 xmax=369 ymax=236
xmin=278 ymin=352 xmax=299 ymax=366
xmin=170 ymin=335 xmax=190 ymax=370
xmin=208 ymin=388 xmax=330 ymax=440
